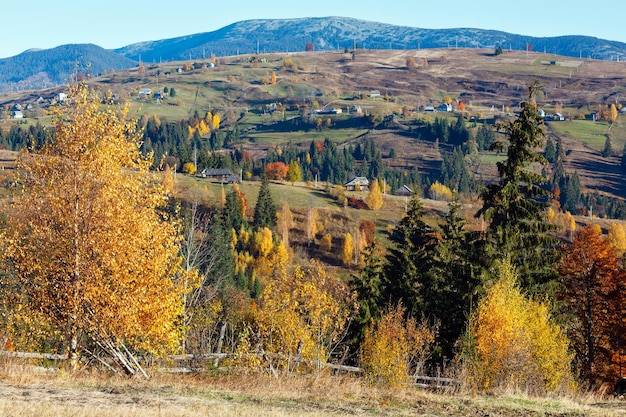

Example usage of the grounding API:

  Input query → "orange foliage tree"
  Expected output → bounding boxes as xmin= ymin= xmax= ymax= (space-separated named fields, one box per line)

xmin=558 ymin=225 xmax=624 ymax=386
xmin=1 ymin=85 xmax=183 ymax=375
xmin=265 ymin=161 xmax=288 ymax=181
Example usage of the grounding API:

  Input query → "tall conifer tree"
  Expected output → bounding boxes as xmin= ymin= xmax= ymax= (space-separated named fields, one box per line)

xmin=253 ymin=177 xmax=277 ymax=228
xmin=382 ymin=195 xmax=439 ymax=316
xmin=476 ymin=80 xmax=559 ymax=291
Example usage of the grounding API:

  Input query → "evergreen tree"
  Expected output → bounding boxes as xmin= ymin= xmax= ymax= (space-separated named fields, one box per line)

xmin=253 ymin=177 xmax=277 ymax=228
xmin=207 ymin=211 xmax=236 ymax=288
xmin=223 ymin=188 xmax=246 ymax=232
xmin=621 ymin=142 xmax=626 ymax=174
xmin=602 ymin=134 xmax=613 ymax=157
xmin=555 ymin=136 xmax=565 ymax=161
xmin=544 ymin=136 xmax=556 ymax=163
xmin=347 ymin=240 xmax=384 ymax=353
xmin=432 ymin=117 xmax=449 ymax=144
xmin=476 ymin=123 xmax=495 ymax=151
xmin=382 ymin=195 xmax=439 ymax=317
xmin=476 ymin=81 xmax=559 ymax=291
xmin=441 ymin=146 xmax=475 ymax=193
xmin=449 ymin=114 xmax=470 ymax=147
xmin=431 ymin=199 xmax=483 ymax=359
xmin=560 ymin=172 xmax=582 ymax=213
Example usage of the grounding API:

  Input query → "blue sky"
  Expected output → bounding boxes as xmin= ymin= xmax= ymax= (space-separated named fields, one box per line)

xmin=2 ymin=0 xmax=623 ymax=59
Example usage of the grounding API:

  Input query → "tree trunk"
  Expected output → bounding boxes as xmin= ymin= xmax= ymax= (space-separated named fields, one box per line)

xmin=213 ymin=321 xmax=227 ymax=367
xmin=68 ymin=325 xmax=79 ymax=371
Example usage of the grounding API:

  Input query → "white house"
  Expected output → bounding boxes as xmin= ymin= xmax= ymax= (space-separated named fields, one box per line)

xmin=344 ymin=177 xmax=370 ymax=191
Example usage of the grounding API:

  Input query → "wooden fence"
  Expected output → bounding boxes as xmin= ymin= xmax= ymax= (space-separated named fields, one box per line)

xmin=0 ymin=350 xmax=457 ymax=388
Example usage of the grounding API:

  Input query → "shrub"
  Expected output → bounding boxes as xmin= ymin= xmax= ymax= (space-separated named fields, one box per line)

xmin=360 ymin=304 xmax=436 ymax=388
xmin=348 ymin=197 xmax=367 ymax=209
xmin=359 ymin=221 xmax=376 ymax=245
xmin=182 ymin=162 xmax=196 ymax=175
xmin=461 ymin=260 xmax=573 ymax=394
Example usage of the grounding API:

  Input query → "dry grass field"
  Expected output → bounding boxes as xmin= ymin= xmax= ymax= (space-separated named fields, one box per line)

xmin=1 ymin=361 xmax=625 ymax=417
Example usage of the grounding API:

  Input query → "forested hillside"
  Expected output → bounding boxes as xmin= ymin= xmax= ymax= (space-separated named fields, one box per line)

xmin=0 ymin=44 xmax=136 ymax=90
xmin=1 ymin=48 xmax=626 ymax=409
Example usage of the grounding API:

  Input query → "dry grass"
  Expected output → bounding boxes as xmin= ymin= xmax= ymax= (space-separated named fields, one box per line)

xmin=1 ymin=360 xmax=625 ymax=416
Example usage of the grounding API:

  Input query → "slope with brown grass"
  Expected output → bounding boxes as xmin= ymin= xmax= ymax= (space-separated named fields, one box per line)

xmin=0 ymin=362 xmax=625 ymax=417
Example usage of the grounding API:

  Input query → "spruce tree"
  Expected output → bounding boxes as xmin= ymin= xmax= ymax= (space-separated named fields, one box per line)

xmin=431 ymin=199 xmax=483 ymax=359
xmin=476 ymin=80 xmax=559 ymax=291
xmin=208 ymin=211 xmax=236 ymax=288
xmin=476 ymin=123 xmax=495 ymax=151
xmin=382 ymin=195 xmax=439 ymax=316
xmin=544 ymin=136 xmax=556 ymax=163
xmin=602 ymin=134 xmax=613 ymax=157
xmin=253 ymin=177 xmax=277 ymax=228
xmin=347 ymin=240 xmax=384 ymax=353
xmin=223 ymin=188 xmax=246 ymax=232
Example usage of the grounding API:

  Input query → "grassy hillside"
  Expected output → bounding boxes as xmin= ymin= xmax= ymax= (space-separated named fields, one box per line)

xmin=1 ymin=48 xmax=626 ymax=203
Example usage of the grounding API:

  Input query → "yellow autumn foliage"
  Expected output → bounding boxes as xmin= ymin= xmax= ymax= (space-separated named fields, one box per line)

xmin=607 ymin=222 xmax=626 ymax=255
xmin=2 ymin=84 xmax=184 ymax=360
xmin=254 ymin=261 xmax=355 ymax=374
xmin=182 ymin=162 xmax=196 ymax=175
xmin=321 ymin=233 xmax=333 ymax=252
xmin=464 ymin=259 xmax=573 ymax=394
xmin=252 ymin=227 xmax=274 ymax=258
xmin=545 ymin=206 xmax=555 ymax=223
xmin=429 ymin=181 xmax=453 ymax=201
xmin=360 ymin=304 xmax=436 ymax=388
xmin=276 ymin=201 xmax=293 ymax=247
xmin=366 ymin=179 xmax=383 ymax=210
xmin=198 ymin=119 xmax=210 ymax=136
xmin=342 ymin=233 xmax=354 ymax=266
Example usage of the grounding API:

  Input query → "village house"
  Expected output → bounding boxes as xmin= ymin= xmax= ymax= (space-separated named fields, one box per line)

xmin=344 ymin=176 xmax=370 ymax=191
xmin=200 ymin=168 xmax=239 ymax=183
xmin=395 ymin=184 xmax=413 ymax=196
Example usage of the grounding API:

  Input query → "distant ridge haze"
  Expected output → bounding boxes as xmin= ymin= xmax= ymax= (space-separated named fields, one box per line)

xmin=1 ymin=17 xmax=625 ymax=90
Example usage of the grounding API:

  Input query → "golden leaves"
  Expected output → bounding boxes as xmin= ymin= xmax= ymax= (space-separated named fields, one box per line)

xmin=365 ymin=179 xmax=383 ymax=210
xmin=4 ymin=84 xmax=184 ymax=357
xmin=466 ymin=260 xmax=572 ymax=393
xmin=359 ymin=304 xmax=436 ymax=388
xmin=252 ymin=261 xmax=354 ymax=373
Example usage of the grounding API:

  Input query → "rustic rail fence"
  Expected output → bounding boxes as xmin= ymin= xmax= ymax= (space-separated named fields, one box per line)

xmin=0 ymin=350 xmax=457 ymax=388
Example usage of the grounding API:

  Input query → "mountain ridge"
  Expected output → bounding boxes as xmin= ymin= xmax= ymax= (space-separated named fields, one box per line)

xmin=1 ymin=16 xmax=625 ymax=90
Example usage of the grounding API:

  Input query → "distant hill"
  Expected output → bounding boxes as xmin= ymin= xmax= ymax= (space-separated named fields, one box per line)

xmin=0 ymin=44 xmax=137 ymax=91
xmin=2 ymin=17 xmax=626 ymax=90
xmin=116 ymin=17 xmax=626 ymax=63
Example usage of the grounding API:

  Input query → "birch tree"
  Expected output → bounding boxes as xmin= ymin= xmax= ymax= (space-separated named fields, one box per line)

xmin=2 ymin=85 xmax=183 ymax=375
